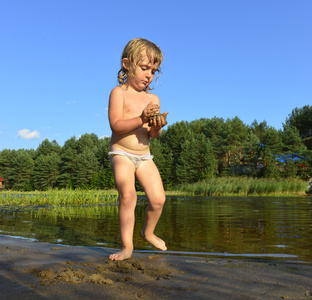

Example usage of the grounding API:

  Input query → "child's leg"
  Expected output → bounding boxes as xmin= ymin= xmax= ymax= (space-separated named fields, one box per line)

xmin=109 ymin=155 xmax=137 ymax=261
xmin=136 ymin=160 xmax=167 ymax=251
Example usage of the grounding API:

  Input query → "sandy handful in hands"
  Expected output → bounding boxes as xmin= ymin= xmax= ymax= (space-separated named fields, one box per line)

xmin=148 ymin=106 xmax=168 ymax=127
xmin=149 ymin=113 xmax=168 ymax=126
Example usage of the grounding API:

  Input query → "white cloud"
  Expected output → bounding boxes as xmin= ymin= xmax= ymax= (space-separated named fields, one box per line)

xmin=66 ymin=100 xmax=77 ymax=105
xmin=17 ymin=129 xmax=40 ymax=140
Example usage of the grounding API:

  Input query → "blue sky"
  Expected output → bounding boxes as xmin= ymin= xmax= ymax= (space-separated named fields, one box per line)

xmin=1 ymin=0 xmax=311 ymax=151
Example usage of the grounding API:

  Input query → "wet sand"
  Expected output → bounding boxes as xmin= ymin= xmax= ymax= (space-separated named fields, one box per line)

xmin=0 ymin=235 xmax=311 ymax=300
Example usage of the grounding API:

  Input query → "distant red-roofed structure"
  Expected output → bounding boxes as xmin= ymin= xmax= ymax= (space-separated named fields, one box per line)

xmin=0 ymin=176 xmax=4 ymax=189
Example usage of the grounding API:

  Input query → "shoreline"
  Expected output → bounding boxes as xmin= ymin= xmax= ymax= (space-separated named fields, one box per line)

xmin=1 ymin=235 xmax=311 ymax=299
xmin=0 ymin=186 xmax=309 ymax=207
xmin=164 ymin=191 xmax=310 ymax=197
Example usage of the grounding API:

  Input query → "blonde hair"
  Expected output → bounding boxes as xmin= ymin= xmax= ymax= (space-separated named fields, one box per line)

xmin=118 ymin=38 xmax=163 ymax=90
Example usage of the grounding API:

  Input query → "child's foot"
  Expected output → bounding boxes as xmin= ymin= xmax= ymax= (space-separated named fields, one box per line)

xmin=140 ymin=230 xmax=167 ymax=251
xmin=109 ymin=248 xmax=133 ymax=261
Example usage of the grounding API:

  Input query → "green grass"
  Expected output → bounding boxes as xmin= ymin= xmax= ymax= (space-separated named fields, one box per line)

xmin=169 ymin=177 xmax=309 ymax=196
xmin=0 ymin=189 xmax=118 ymax=206
xmin=0 ymin=177 xmax=309 ymax=207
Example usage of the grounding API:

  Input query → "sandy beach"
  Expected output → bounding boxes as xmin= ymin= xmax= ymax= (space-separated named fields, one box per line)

xmin=0 ymin=235 xmax=311 ymax=300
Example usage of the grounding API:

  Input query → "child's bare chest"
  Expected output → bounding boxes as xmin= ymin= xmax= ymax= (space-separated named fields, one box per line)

xmin=123 ymin=95 xmax=151 ymax=117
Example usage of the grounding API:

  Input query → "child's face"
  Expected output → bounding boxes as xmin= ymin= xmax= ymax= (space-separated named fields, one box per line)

xmin=126 ymin=50 xmax=160 ymax=91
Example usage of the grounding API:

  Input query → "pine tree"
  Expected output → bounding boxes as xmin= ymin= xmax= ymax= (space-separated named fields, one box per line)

xmin=73 ymin=150 xmax=99 ymax=189
xmin=262 ymin=151 xmax=281 ymax=179
xmin=58 ymin=136 xmax=78 ymax=189
xmin=202 ymin=117 xmax=227 ymax=175
xmin=262 ymin=127 xmax=283 ymax=155
xmin=77 ymin=133 xmax=100 ymax=153
xmin=251 ymin=120 xmax=268 ymax=144
xmin=96 ymin=137 xmax=114 ymax=189
xmin=32 ymin=154 xmax=61 ymax=190
xmin=12 ymin=150 xmax=34 ymax=191
xmin=286 ymin=105 xmax=312 ymax=150
xmin=176 ymin=130 xmax=216 ymax=183
xmin=281 ymin=123 xmax=306 ymax=153
xmin=36 ymin=139 xmax=61 ymax=157
xmin=224 ymin=117 xmax=248 ymax=166
xmin=0 ymin=149 xmax=16 ymax=189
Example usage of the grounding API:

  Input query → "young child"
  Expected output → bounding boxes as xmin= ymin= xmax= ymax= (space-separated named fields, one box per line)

xmin=108 ymin=38 xmax=168 ymax=261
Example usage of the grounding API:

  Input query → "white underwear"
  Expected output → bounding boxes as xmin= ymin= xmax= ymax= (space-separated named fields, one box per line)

xmin=108 ymin=150 xmax=154 ymax=170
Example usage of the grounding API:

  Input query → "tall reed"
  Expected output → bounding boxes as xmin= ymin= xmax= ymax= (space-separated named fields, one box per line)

xmin=0 ymin=189 xmax=118 ymax=206
xmin=174 ymin=177 xmax=309 ymax=196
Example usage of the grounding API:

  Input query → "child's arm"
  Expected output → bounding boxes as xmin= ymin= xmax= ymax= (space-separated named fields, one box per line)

xmin=109 ymin=87 xmax=147 ymax=135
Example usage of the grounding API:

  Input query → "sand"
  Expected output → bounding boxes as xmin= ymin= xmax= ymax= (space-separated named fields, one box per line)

xmin=0 ymin=235 xmax=311 ymax=300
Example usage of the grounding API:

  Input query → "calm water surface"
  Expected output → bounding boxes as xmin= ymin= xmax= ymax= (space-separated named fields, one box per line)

xmin=0 ymin=196 xmax=311 ymax=261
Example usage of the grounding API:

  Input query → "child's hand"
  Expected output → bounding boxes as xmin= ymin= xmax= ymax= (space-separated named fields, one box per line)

xmin=150 ymin=112 xmax=168 ymax=128
xmin=141 ymin=102 xmax=159 ymax=123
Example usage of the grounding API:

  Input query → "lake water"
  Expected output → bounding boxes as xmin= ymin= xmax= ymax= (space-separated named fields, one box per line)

xmin=0 ymin=196 xmax=311 ymax=262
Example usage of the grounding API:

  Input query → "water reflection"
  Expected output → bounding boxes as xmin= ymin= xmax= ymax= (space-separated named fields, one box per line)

xmin=0 ymin=196 xmax=311 ymax=261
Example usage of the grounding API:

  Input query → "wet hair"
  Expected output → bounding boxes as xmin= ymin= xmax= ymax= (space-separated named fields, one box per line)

xmin=118 ymin=38 xmax=163 ymax=90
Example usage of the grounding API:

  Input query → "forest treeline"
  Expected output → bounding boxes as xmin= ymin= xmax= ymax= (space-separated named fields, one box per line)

xmin=0 ymin=105 xmax=311 ymax=191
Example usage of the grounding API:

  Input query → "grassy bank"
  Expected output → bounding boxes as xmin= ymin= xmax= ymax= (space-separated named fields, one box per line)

xmin=0 ymin=189 xmax=118 ymax=206
xmin=0 ymin=178 xmax=309 ymax=206
xmin=168 ymin=177 xmax=310 ymax=196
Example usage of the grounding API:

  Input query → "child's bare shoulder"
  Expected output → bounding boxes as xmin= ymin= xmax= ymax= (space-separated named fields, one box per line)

xmin=147 ymin=92 xmax=160 ymax=104
xmin=109 ymin=86 xmax=125 ymax=103
xmin=110 ymin=86 xmax=124 ymax=96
